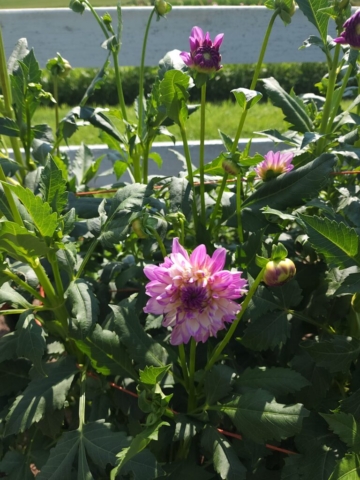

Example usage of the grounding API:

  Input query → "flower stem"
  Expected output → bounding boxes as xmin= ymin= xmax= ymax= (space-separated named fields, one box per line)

xmin=4 ymin=268 xmax=47 ymax=303
xmin=78 ymin=364 xmax=87 ymax=430
xmin=178 ymin=344 xmax=189 ymax=389
xmin=204 ymin=266 xmax=266 ymax=372
xmin=231 ymin=9 xmax=279 ymax=155
xmin=150 ymin=228 xmax=167 ymax=258
xmin=0 ymin=168 xmax=24 ymax=226
xmin=53 ymin=74 xmax=60 ymax=156
xmin=76 ymin=238 xmax=99 ymax=279
xmin=208 ymin=172 xmax=228 ymax=233
xmin=316 ymin=43 xmax=341 ymax=155
xmin=199 ymin=83 xmax=207 ymax=225
xmin=187 ymin=338 xmax=197 ymax=412
xmin=0 ymin=26 xmax=25 ymax=173
xmin=179 ymin=122 xmax=199 ymax=231
xmin=326 ymin=63 xmax=353 ymax=134
xmin=236 ymin=173 xmax=244 ymax=243
xmin=138 ymin=8 xmax=155 ymax=142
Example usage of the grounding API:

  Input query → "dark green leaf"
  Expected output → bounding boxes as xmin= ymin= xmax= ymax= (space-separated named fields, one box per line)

xmin=302 ymin=336 xmax=360 ymax=373
xmin=241 ymin=311 xmax=292 ymax=351
xmin=0 ymin=117 xmax=20 ymax=137
xmin=0 ymin=283 xmax=33 ymax=309
xmin=204 ymin=365 xmax=235 ymax=405
xmin=341 ymin=389 xmax=360 ymax=421
xmin=300 ymin=214 xmax=360 ymax=268
xmin=4 ymin=356 xmax=77 ymax=437
xmin=65 ymin=279 xmax=99 ymax=341
xmin=321 ymin=412 xmax=360 ymax=450
xmin=159 ymin=70 xmax=190 ymax=126
xmin=121 ymin=450 xmax=165 ymax=480
xmin=0 ymin=451 xmax=34 ymax=480
xmin=235 ymin=367 xmax=310 ymax=397
xmin=39 ymin=157 xmax=68 ymax=214
xmin=16 ymin=311 xmax=46 ymax=375
xmin=262 ymin=77 xmax=313 ymax=132
xmin=108 ymin=305 xmax=172 ymax=369
xmin=219 ymin=390 xmax=309 ymax=443
xmin=76 ymin=324 xmax=137 ymax=379
xmin=232 ymin=88 xmax=262 ymax=111
xmin=201 ymin=426 xmax=247 ymax=480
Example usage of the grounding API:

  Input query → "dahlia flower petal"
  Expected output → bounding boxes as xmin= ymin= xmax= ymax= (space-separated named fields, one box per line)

xmin=190 ymin=244 xmax=207 ymax=269
xmin=190 ymin=26 xmax=205 ymax=45
xmin=213 ymin=33 xmax=224 ymax=49
xmin=179 ymin=51 xmax=193 ymax=67
xmin=172 ymin=237 xmax=190 ymax=260
xmin=209 ymin=248 xmax=226 ymax=273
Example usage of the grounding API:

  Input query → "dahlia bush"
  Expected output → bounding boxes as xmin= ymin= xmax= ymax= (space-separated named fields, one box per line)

xmin=0 ymin=0 xmax=360 ymax=479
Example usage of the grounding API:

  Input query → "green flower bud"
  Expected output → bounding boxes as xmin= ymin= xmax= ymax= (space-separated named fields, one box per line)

xmin=263 ymin=258 xmax=296 ymax=287
xmin=275 ymin=0 xmax=296 ymax=16
xmin=131 ymin=218 xmax=148 ymax=239
xmin=46 ymin=54 xmax=72 ymax=78
xmin=69 ymin=0 xmax=85 ymax=14
xmin=154 ymin=0 xmax=172 ymax=17
xmin=222 ymin=158 xmax=241 ymax=175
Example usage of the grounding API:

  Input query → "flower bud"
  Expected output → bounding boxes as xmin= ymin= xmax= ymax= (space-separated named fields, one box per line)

xmin=222 ymin=158 xmax=241 ymax=175
xmin=275 ymin=0 xmax=296 ymax=16
xmin=263 ymin=258 xmax=296 ymax=287
xmin=155 ymin=0 xmax=172 ymax=17
xmin=46 ymin=54 xmax=72 ymax=78
xmin=131 ymin=218 xmax=147 ymax=239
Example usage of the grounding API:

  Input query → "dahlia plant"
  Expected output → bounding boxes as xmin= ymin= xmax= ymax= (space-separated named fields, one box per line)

xmin=0 ymin=0 xmax=360 ymax=479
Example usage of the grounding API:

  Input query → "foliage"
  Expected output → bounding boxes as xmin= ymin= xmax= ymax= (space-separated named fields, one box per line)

xmin=0 ymin=0 xmax=360 ymax=479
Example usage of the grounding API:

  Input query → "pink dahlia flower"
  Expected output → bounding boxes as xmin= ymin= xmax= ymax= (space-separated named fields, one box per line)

xmin=334 ymin=10 xmax=360 ymax=49
xmin=180 ymin=26 xmax=224 ymax=73
xmin=143 ymin=238 xmax=247 ymax=345
xmin=255 ymin=151 xmax=294 ymax=181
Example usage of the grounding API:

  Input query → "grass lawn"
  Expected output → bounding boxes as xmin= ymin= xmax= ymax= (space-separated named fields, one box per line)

xmin=31 ymin=100 xmax=288 ymax=146
xmin=0 ymin=0 xmax=263 ymax=8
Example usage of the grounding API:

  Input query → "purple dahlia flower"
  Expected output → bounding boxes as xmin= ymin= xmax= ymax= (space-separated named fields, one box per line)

xmin=255 ymin=151 xmax=294 ymax=181
xmin=180 ymin=26 xmax=224 ymax=73
xmin=143 ymin=238 xmax=247 ymax=345
xmin=334 ymin=10 xmax=360 ymax=48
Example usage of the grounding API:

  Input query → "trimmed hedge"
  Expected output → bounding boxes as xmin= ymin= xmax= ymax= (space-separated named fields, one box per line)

xmin=41 ymin=62 xmax=328 ymax=106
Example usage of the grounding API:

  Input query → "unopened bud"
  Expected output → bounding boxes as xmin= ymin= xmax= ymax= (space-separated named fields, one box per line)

xmin=132 ymin=219 xmax=147 ymax=239
xmin=46 ymin=54 xmax=72 ymax=78
xmin=263 ymin=258 xmax=296 ymax=287
xmin=155 ymin=0 xmax=172 ymax=17
xmin=69 ymin=0 xmax=85 ymax=14
xmin=275 ymin=0 xmax=296 ymax=16
xmin=222 ymin=158 xmax=241 ymax=175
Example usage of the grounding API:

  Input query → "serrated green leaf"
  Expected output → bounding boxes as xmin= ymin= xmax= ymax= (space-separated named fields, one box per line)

xmin=204 ymin=365 xmax=235 ymax=405
xmin=235 ymin=367 xmax=310 ymax=397
xmin=139 ymin=365 xmax=172 ymax=386
xmin=37 ymin=421 xmax=129 ymax=480
xmin=218 ymin=389 xmax=309 ymax=443
xmin=341 ymin=389 xmax=360 ymax=421
xmin=0 ymin=332 xmax=18 ymax=363
xmin=16 ymin=311 xmax=46 ymax=375
xmin=0 ymin=221 xmax=49 ymax=261
xmin=0 ymin=360 xmax=30 ymax=396
xmin=329 ymin=453 xmax=360 ymax=480
xmin=159 ymin=70 xmax=190 ymax=126
xmin=72 ymin=144 xmax=104 ymax=186
xmin=4 ymin=356 xmax=77 ymax=437
xmin=296 ymin=0 xmax=330 ymax=43
xmin=302 ymin=336 xmax=360 ymax=373
xmin=111 ymin=420 xmax=168 ymax=480
xmin=65 ymin=279 xmax=99 ymax=341
xmin=201 ymin=426 xmax=247 ymax=480
xmin=241 ymin=311 xmax=291 ymax=351
xmin=108 ymin=305 xmax=172 ymax=369
xmin=262 ymin=77 xmax=313 ymax=133
xmin=0 ymin=117 xmax=20 ymax=137
xmin=300 ymin=214 xmax=360 ymax=268
xmin=231 ymin=88 xmax=262 ymax=111
xmin=121 ymin=450 xmax=165 ymax=480
xmin=5 ymin=184 xmax=58 ymax=238
xmin=321 ymin=412 xmax=360 ymax=450
xmin=0 ymin=282 xmax=33 ymax=309
xmin=76 ymin=324 xmax=137 ymax=379
xmin=39 ymin=157 xmax=68 ymax=214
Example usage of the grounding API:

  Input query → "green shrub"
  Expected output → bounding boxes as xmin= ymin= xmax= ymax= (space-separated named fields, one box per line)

xmin=41 ymin=62 xmax=328 ymax=106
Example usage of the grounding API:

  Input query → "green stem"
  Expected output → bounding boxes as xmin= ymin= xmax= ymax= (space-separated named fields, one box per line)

xmin=138 ymin=8 xmax=155 ymax=142
xmin=150 ymin=228 xmax=167 ymax=258
xmin=76 ymin=238 xmax=99 ymax=279
xmin=199 ymin=83 xmax=207 ymax=225
xmin=0 ymin=26 xmax=25 ymax=172
xmin=290 ymin=310 xmax=334 ymax=334
xmin=0 ymin=170 xmax=24 ymax=225
xmin=143 ymin=140 xmax=150 ymax=184
xmin=178 ymin=344 xmax=189 ymax=389
xmin=205 ymin=266 xmax=266 ymax=372
xmin=179 ymin=122 xmax=198 ymax=231
xmin=236 ymin=173 xmax=244 ymax=243
xmin=48 ymin=251 xmax=65 ymax=297
xmin=4 ymin=268 xmax=47 ymax=303
xmin=25 ymin=103 xmax=32 ymax=169
xmin=208 ymin=173 xmax=228 ymax=233
xmin=78 ymin=365 xmax=87 ymax=430
xmin=53 ymin=75 xmax=60 ymax=156
xmin=316 ymin=42 xmax=341 ymax=155
xmin=231 ymin=9 xmax=279 ymax=155
xmin=179 ymin=216 xmax=185 ymax=245
xmin=187 ymin=338 xmax=197 ymax=412
xmin=326 ymin=63 xmax=353 ymax=134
